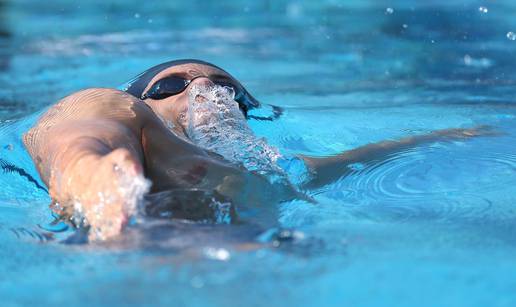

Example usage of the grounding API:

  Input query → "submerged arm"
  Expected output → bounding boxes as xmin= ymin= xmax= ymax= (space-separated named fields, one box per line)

xmin=300 ymin=126 xmax=497 ymax=189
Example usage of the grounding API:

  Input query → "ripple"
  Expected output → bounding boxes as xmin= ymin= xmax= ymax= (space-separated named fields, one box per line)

xmin=0 ymin=222 xmax=54 ymax=243
xmin=322 ymin=144 xmax=516 ymax=223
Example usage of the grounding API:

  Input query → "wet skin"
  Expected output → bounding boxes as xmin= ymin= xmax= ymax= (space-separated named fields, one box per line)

xmin=22 ymin=62 xmax=495 ymax=240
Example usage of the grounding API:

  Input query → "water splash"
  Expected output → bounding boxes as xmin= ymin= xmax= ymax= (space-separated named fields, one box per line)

xmin=186 ymin=84 xmax=283 ymax=176
xmin=65 ymin=170 xmax=151 ymax=241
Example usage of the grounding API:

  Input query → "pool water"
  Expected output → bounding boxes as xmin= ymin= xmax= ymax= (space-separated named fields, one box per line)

xmin=1 ymin=1 xmax=516 ymax=306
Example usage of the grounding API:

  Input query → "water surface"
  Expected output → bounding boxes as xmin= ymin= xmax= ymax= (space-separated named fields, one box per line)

xmin=1 ymin=1 xmax=516 ymax=306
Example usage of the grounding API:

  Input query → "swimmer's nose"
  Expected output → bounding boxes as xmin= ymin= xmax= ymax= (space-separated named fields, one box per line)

xmin=188 ymin=77 xmax=215 ymax=103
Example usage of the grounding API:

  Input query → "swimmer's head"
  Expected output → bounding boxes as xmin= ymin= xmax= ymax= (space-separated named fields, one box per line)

xmin=122 ymin=60 xmax=260 ymax=135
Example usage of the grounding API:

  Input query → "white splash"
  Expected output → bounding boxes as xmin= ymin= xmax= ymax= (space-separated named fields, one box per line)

xmin=185 ymin=84 xmax=283 ymax=175
xmin=203 ymin=247 xmax=231 ymax=261
xmin=72 ymin=171 xmax=151 ymax=241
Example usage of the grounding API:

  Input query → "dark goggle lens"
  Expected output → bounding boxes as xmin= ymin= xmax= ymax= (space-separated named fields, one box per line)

xmin=141 ymin=76 xmax=259 ymax=113
xmin=141 ymin=76 xmax=189 ymax=100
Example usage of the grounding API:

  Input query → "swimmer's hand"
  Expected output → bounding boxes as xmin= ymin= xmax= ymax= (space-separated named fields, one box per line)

xmin=432 ymin=125 xmax=502 ymax=139
xmin=52 ymin=148 xmax=149 ymax=241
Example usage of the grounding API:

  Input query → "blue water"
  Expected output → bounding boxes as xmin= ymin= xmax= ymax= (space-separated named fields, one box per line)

xmin=1 ymin=1 xmax=516 ymax=306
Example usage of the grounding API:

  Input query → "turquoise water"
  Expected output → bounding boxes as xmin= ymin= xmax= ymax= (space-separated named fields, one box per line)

xmin=1 ymin=1 xmax=516 ymax=306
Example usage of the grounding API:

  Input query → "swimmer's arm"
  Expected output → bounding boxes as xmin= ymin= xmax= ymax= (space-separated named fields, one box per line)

xmin=23 ymin=89 xmax=148 ymax=240
xmin=299 ymin=126 xmax=497 ymax=189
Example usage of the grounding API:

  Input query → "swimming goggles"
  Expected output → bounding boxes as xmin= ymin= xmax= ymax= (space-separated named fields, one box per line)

xmin=140 ymin=75 xmax=259 ymax=114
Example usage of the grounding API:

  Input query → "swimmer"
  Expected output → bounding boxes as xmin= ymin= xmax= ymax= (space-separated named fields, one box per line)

xmin=22 ymin=59 xmax=495 ymax=241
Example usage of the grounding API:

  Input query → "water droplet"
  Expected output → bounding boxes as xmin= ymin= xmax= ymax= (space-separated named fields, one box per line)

xmin=507 ymin=31 xmax=516 ymax=41
xmin=478 ymin=6 xmax=488 ymax=13
xmin=204 ymin=247 xmax=231 ymax=261
xmin=190 ymin=276 xmax=204 ymax=288
xmin=385 ymin=7 xmax=394 ymax=14
xmin=464 ymin=54 xmax=472 ymax=65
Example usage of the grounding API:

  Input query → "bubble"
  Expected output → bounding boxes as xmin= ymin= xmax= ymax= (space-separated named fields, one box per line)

xmin=190 ymin=276 xmax=204 ymax=288
xmin=507 ymin=32 xmax=516 ymax=41
xmin=464 ymin=54 xmax=472 ymax=65
xmin=402 ymin=24 xmax=408 ymax=29
xmin=385 ymin=7 xmax=394 ymax=14
xmin=478 ymin=6 xmax=488 ymax=13
xmin=463 ymin=54 xmax=493 ymax=68
xmin=203 ymin=247 xmax=231 ymax=261
xmin=134 ymin=13 xmax=140 ymax=19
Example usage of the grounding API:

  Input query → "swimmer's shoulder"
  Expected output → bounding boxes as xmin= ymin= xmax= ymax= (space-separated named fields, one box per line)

xmin=23 ymin=88 xmax=152 ymax=151
xmin=56 ymin=87 xmax=145 ymax=115
xmin=36 ymin=88 xmax=153 ymax=125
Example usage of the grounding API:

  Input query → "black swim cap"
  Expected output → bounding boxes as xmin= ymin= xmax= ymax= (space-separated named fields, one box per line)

xmin=120 ymin=59 xmax=283 ymax=121
xmin=123 ymin=59 xmax=218 ymax=98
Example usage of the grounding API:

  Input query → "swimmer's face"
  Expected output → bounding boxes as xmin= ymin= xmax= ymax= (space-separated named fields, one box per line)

xmin=141 ymin=63 xmax=253 ymax=136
